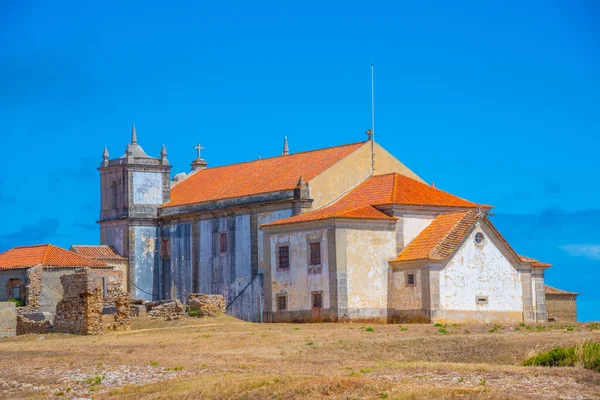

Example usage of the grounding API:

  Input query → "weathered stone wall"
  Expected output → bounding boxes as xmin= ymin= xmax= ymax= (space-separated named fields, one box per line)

xmin=54 ymin=269 xmax=104 ymax=335
xmin=188 ymin=293 xmax=226 ymax=317
xmin=103 ymin=269 xmax=125 ymax=306
xmin=546 ymin=294 xmax=578 ymax=323
xmin=16 ymin=315 xmax=52 ymax=335
xmin=0 ymin=302 xmax=17 ymax=338
xmin=25 ymin=266 xmax=43 ymax=310
xmin=110 ymin=288 xmax=131 ymax=331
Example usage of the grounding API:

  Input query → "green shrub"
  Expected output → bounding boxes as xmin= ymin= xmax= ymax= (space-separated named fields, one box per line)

xmin=365 ymin=327 xmax=374 ymax=332
xmin=187 ymin=309 xmax=201 ymax=317
xmin=7 ymin=298 xmax=24 ymax=307
xmin=488 ymin=324 xmax=502 ymax=333
xmin=438 ymin=328 xmax=449 ymax=334
xmin=434 ymin=323 xmax=443 ymax=327
xmin=523 ymin=341 xmax=600 ymax=372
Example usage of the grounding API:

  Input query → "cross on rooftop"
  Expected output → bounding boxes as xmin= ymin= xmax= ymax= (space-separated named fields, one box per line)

xmin=194 ymin=143 xmax=204 ymax=159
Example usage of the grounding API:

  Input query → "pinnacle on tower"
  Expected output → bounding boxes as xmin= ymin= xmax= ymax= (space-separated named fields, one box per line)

xmin=131 ymin=125 xmax=137 ymax=144
xmin=160 ymin=144 xmax=169 ymax=165
xmin=102 ymin=147 xmax=109 ymax=161
xmin=282 ymin=136 xmax=289 ymax=155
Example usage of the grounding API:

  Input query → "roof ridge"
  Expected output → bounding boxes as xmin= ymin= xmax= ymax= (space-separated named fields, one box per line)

xmin=189 ymin=140 xmax=367 ymax=172
xmin=41 ymin=244 xmax=52 ymax=264
xmin=429 ymin=211 xmax=474 ymax=260
xmin=14 ymin=243 xmax=50 ymax=249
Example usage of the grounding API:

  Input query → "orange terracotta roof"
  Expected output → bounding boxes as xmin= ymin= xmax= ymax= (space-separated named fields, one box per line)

xmin=161 ymin=141 xmax=366 ymax=208
xmin=70 ymin=245 xmax=126 ymax=261
xmin=0 ymin=244 xmax=107 ymax=270
xmin=262 ymin=173 xmax=480 ymax=227
xmin=519 ymin=255 xmax=552 ymax=268
xmin=390 ymin=211 xmax=477 ymax=262
xmin=545 ymin=285 xmax=578 ymax=296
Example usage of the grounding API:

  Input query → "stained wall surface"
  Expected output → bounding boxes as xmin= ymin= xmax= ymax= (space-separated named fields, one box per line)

xmin=133 ymin=172 xmax=163 ymax=205
xmin=165 ymin=223 xmax=192 ymax=302
xmin=258 ymin=210 xmax=293 ymax=273
xmin=134 ymin=226 xmax=159 ymax=300
xmin=269 ymin=228 xmax=331 ymax=313
xmin=345 ymin=228 xmax=397 ymax=319
xmin=438 ymin=223 xmax=523 ymax=320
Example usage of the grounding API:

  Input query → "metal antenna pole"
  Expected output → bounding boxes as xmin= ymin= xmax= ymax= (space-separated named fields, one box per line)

xmin=371 ymin=63 xmax=375 ymax=172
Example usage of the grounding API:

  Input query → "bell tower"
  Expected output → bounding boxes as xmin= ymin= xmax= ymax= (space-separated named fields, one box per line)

xmin=98 ymin=125 xmax=171 ymax=299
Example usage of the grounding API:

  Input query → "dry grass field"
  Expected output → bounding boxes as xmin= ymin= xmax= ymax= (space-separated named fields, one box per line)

xmin=1 ymin=316 xmax=599 ymax=399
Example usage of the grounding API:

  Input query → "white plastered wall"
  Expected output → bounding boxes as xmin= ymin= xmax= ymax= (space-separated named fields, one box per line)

xmin=439 ymin=222 xmax=523 ymax=313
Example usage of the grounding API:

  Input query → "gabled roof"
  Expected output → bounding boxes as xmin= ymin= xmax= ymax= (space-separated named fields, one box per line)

xmin=262 ymin=173 xmax=480 ymax=227
xmin=545 ymin=285 xmax=578 ymax=296
xmin=70 ymin=245 xmax=127 ymax=261
xmin=390 ymin=211 xmax=478 ymax=262
xmin=161 ymin=141 xmax=366 ymax=208
xmin=0 ymin=244 xmax=107 ymax=270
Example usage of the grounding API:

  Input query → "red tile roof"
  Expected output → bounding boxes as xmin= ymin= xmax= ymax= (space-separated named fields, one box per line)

xmin=545 ymin=285 xmax=578 ymax=296
xmin=70 ymin=245 xmax=126 ymax=261
xmin=0 ymin=244 xmax=107 ymax=270
xmin=262 ymin=173 xmax=480 ymax=227
xmin=519 ymin=255 xmax=552 ymax=268
xmin=161 ymin=141 xmax=366 ymax=208
xmin=390 ymin=211 xmax=477 ymax=262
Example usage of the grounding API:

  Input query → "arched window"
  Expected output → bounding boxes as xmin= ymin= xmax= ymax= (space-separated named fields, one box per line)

xmin=110 ymin=181 xmax=118 ymax=210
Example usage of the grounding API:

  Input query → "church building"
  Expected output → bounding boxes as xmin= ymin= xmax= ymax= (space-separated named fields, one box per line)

xmin=98 ymin=126 xmax=560 ymax=324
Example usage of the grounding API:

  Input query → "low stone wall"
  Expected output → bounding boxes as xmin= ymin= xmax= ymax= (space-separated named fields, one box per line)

xmin=17 ymin=315 xmax=52 ymax=335
xmin=0 ymin=302 xmax=17 ymax=338
xmin=547 ymin=294 xmax=578 ymax=323
xmin=53 ymin=269 xmax=104 ymax=335
xmin=146 ymin=300 xmax=184 ymax=319
xmin=188 ymin=294 xmax=226 ymax=317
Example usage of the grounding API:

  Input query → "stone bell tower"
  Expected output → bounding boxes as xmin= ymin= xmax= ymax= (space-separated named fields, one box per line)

xmin=98 ymin=125 xmax=171 ymax=300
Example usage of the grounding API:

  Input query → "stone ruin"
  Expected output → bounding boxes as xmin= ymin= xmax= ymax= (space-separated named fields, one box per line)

xmin=53 ymin=269 xmax=104 ymax=334
xmin=15 ymin=268 xmax=131 ymax=335
xmin=146 ymin=299 xmax=184 ymax=320
xmin=188 ymin=293 xmax=226 ymax=317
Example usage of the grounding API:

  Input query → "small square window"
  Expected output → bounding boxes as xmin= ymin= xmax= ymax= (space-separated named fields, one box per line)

xmin=407 ymin=273 xmax=416 ymax=286
xmin=219 ymin=233 xmax=228 ymax=253
xmin=278 ymin=246 xmax=290 ymax=269
xmin=309 ymin=242 xmax=321 ymax=265
xmin=312 ymin=292 xmax=322 ymax=308
xmin=277 ymin=295 xmax=287 ymax=312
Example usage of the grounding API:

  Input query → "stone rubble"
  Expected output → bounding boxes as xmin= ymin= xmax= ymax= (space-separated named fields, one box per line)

xmin=187 ymin=293 xmax=226 ymax=317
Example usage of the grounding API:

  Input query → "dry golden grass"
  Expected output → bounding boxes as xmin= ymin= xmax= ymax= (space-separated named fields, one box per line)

xmin=0 ymin=316 xmax=599 ymax=399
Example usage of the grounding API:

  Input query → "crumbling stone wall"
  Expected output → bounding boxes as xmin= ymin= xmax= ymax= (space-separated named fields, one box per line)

xmin=54 ymin=269 xmax=104 ymax=335
xmin=102 ymin=269 xmax=125 ymax=306
xmin=109 ymin=288 xmax=131 ymax=331
xmin=0 ymin=302 xmax=17 ymax=338
xmin=188 ymin=294 xmax=226 ymax=317
xmin=24 ymin=266 xmax=43 ymax=311
xmin=17 ymin=315 xmax=52 ymax=335
xmin=146 ymin=299 xmax=184 ymax=319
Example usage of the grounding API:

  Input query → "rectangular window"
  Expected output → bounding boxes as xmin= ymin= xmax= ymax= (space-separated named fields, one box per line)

xmin=101 ymin=278 xmax=107 ymax=298
xmin=312 ymin=292 xmax=322 ymax=308
xmin=277 ymin=295 xmax=287 ymax=312
xmin=219 ymin=233 xmax=228 ymax=253
xmin=278 ymin=246 xmax=290 ymax=269
xmin=161 ymin=239 xmax=170 ymax=258
xmin=406 ymin=273 xmax=416 ymax=286
xmin=476 ymin=296 xmax=488 ymax=305
xmin=309 ymin=242 xmax=321 ymax=265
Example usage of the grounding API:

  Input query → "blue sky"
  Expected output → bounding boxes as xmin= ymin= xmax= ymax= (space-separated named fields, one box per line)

xmin=1 ymin=1 xmax=598 ymax=320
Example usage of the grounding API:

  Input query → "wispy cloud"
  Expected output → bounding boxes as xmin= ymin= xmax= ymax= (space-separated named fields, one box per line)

xmin=0 ymin=218 xmax=60 ymax=252
xmin=559 ymin=244 xmax=600 ymax=261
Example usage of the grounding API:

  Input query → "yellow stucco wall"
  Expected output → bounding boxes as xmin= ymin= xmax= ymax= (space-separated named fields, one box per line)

xmin=309 ymin=141 xmax=424 ymax=209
